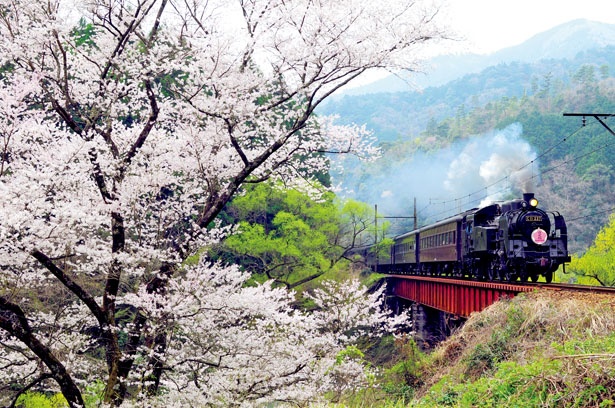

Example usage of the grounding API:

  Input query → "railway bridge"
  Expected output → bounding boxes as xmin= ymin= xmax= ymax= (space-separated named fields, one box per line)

xmin=386 ymin=275 xmax=538 ymax=349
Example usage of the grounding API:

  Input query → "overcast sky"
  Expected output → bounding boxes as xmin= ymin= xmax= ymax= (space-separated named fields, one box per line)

xmin=445 ymin=0 xmax=615 ymax=54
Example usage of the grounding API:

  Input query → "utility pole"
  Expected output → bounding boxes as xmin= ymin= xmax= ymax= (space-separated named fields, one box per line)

xmin=563 ymin=113 xmax=615 ymax=136
xmin=414 ymin=197 xmax=417 ymax=230
xmin=373 ymin=198 xmax=419 ymax=272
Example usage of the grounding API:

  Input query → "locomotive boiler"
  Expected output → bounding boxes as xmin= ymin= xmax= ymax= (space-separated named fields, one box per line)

xmin=363 ymin=193 xmax=570 ymax=283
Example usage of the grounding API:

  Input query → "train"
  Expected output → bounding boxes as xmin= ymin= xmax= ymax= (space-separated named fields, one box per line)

xmin=360 ymin=193 xmax=571 ymax=283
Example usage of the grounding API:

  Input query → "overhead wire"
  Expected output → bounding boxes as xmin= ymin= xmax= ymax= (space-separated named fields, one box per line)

xmin=420 ymin=116 xmax=613 ymax=224
xmin=567 ymin=207 xmax=615 ymax=223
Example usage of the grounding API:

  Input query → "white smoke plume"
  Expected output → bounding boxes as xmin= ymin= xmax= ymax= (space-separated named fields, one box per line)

xmin=332 ymin=123 xmax=538 ymax=230
xmin=444 ymin=123 xmax=538 ymax=207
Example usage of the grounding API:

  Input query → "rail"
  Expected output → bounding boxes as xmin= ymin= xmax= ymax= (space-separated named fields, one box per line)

xmin=387 ymin=275 xmax=615 ymax=317
xmin=533 ymin=282 xmax=615 ymax=294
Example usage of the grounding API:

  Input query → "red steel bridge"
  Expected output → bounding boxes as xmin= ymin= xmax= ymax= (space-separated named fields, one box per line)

xmin=386 ymin=274 xmax=615 ymax=349
xmin=387 ymin=275 xmax=543 ymax=349
xmin=388 ymin=274 xmax=615 ymax=318
xmin=387 ymin=275 xmax=540 ymax=317
xmin=388 ymin=275 xmax=537 ymax=318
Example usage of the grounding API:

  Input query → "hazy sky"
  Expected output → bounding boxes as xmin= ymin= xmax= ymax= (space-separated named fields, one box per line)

xmin=445 ymin=0 xmax=615 ymax=54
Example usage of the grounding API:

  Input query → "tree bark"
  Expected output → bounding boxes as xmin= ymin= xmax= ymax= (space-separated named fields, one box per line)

xmin=0 ymin=297 xmax=85 ymax=408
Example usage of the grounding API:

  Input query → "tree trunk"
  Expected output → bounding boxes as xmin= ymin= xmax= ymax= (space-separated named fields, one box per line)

xmin=0 ymin=297 xmax=85 ymax=408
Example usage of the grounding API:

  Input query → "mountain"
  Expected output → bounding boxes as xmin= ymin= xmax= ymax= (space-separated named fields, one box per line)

xmin=341 ymin=19 xmax=615 ymax=95
xmin=321 ymin=45 xmax=615 ymax=142
xmin=319 ymin=20 xmax=615 ymax=142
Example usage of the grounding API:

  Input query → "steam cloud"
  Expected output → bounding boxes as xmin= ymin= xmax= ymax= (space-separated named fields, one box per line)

xmin=333 ymin=123 xmax=538 ymax=230
xmin=444 ymin=123 xmax=538 ymax=207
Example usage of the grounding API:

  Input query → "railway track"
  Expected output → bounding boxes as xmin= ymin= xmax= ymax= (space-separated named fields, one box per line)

xmin=533 ymin=282 xmax=615 ymax=294
xmin=389 ymin=274 xmax=615 ymax=295
xmin=387 ymin=274 xmax=615 ymax=318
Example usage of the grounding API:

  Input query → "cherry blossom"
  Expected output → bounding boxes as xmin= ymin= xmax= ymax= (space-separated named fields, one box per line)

xmin=0 ymin=0 xmax=445 ymax=405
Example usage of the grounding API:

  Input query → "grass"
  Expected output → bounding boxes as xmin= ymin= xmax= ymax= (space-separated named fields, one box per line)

xmin=337 ymin=290 xmax=615 ymax=407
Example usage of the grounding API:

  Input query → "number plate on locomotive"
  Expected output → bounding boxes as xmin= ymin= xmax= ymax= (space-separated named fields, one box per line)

xmin=526 ymin=216 xmax=542 ymax=222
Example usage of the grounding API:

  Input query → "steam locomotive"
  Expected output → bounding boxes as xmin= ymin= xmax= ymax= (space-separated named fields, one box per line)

xmin=361 ymin=193 xmax=570 ymax=283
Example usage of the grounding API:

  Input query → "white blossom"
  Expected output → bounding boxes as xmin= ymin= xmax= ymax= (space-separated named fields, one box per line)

xmin=0 ymin=0 xmax=443 ymax=405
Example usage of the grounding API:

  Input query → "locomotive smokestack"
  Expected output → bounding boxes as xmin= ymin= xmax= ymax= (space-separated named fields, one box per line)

xmin=523 ymin=193 xmax=534 ymax=203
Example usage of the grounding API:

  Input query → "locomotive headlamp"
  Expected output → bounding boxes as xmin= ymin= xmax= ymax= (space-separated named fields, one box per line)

xmin=529 ymin=198 xmax=539 ymax=208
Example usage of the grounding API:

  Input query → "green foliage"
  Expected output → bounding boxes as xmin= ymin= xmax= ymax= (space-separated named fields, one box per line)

xmin=70 ymin=18 xmax=97 ymax=48
xmin=461 ymin=302 xmax=527 ymax=379
xmin=83 ymin=380 xmax=106 ymax=407
xmin=13 ymin=381 xmax=104 ymax=408
xmin=568 ymin=214 xmax=615 ymax=286
xmin=334 ymin=345 xmax=365 ymax=366
xmin=212 ymin=183 xmax=379 ymax=289
xmin=416 ymin=355 xmax=615 ymax=408
xmin=381 ymin=337 xmax=425 ymax=402
xmin=553 ymin=332 xmax=615 ymax=357
xmin=16 ymin=392 xmax=68 ymax=408
xmin=421 ymin=359 xmax=561 ymax=407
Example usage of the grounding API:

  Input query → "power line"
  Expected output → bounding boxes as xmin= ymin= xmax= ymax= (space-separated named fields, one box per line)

xmin=567 ymin=207 xmax=615 ymax=223
xmin=421 ymin=117 xmax=614 ymax=223
xmin=426 ymin=123 xmax=590 ymax=210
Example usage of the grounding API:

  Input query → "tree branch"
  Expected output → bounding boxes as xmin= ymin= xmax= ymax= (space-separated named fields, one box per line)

xmin=0 ymin=297 xmax=85 ymax=408
xmin=117 ymin=79 xmax=159 ymax=180
xmin=30 ymin=249 xmax=105 ymax=325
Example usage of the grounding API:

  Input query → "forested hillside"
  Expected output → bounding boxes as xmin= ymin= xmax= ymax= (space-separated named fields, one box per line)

xmin=322 ymin=45 xmax=615 ymax=141
xmin=326 ymin=48 xmax=615 ymax=254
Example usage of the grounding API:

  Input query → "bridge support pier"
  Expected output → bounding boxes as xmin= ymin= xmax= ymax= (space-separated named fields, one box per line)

xmin=411 ymin=303 xmax=463 ymax=350
xmin=388 ymin=295 xmax=463 ymax=350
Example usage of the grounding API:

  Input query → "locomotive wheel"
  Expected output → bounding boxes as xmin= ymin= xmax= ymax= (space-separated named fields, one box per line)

xmin=530 ymin=274 xmax=539 ymax=283
xmin=504 ymin=270 xmax=516 ymax=282
xmin=477 ymin=261 xmax=489 ymax=281
xmin=544 ymin=270 xmax=553 ymax=284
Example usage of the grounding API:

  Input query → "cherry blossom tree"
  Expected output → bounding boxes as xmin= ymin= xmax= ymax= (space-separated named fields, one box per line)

xmin=0 ymin=0 xmax=445 ymax=405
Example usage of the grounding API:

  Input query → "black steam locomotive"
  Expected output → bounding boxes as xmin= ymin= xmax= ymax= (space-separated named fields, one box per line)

xmin=361 ymin=193 xmax=570 ymax=283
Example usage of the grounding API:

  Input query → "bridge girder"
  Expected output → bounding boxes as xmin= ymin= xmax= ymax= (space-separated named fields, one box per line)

xmin=388 ymin=275 xmax=536 ymax=318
